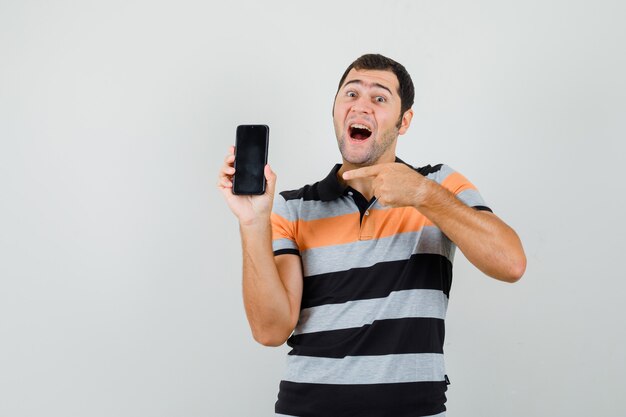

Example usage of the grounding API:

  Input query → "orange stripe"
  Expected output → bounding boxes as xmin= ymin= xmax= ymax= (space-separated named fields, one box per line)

xmin=271 ymin=213 xmax=296 ymax=241
xmin=296 ymin=212 xmax=360 ymax=250
xmin=440 ymin=171 xmax=476 ymax=195
xmin=296 ymin=207 xmax=431 ymax=251
xmin=365 ymin=207 xmax=431 ymax=239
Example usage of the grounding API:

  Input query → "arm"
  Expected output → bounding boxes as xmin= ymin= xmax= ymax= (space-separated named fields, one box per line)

xmin=413 ymin=184 xmax=526 ymax=282
xmin=240 ymin=222 xmax=303 ymax=346
xmin=218 ymin=147 xmax=303 ymax=346
xmin=342 ymin=163 xmax=526 ymax=283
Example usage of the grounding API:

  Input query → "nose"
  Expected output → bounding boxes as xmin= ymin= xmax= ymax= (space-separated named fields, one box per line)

xmin=350 ymin=97 xmax=372 ymax=114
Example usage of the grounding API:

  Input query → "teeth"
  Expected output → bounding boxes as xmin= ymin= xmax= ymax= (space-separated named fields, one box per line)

xmin=350 ymin=123 xmax=371 ymax=132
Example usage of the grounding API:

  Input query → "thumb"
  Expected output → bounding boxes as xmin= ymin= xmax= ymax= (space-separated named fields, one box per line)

xmin=264 ymin=164 xmax=277 ymax=196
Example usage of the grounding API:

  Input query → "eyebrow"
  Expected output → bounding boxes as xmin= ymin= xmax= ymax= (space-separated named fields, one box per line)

xmin=343 ymin=79 xmax=393 ymax=96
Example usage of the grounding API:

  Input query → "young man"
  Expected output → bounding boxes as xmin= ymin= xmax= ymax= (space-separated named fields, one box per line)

xmin=218 ymin=54 xmax=526 ymax=417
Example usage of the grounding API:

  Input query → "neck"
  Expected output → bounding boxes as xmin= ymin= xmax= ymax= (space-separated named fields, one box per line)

xmin=337 ymin=154 xmax=396 ymax=201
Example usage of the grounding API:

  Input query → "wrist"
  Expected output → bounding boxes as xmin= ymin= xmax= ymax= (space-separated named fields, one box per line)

xmin=239 ymin=216 xmax=272 ymax=233
xmin=411 ymin=174 xmax=435 ymax=210
xmin=415 ymin=180 xmax=460 ymax=220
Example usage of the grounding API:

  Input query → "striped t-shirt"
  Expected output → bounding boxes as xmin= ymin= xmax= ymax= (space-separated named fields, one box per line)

xmin=270 ymin=159 xmax=491 ymax=417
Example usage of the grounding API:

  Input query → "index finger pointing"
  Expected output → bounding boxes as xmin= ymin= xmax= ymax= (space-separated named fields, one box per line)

xmin=342 ymin=165 xmax=380 ymax=180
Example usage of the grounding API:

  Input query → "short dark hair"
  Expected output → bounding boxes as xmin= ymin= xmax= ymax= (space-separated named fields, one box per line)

xmin=336 ymin=54 xmax=415 ymax=117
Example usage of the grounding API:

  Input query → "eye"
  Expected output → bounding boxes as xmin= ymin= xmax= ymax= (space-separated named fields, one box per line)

xmin=375 ymin=96 xmax=386 ymax=103
xmin=346 ymin=91 xmax=357 ymax=98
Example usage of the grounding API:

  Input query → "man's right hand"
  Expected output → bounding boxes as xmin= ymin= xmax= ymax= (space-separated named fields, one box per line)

xmin=217 ymin=146 xmax=277 ymax=226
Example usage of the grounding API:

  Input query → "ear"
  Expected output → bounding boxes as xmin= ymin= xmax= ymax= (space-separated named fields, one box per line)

xmin=398 ymin=109 xmax=414 ymax=135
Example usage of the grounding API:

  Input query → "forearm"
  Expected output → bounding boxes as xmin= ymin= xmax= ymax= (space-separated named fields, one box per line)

xmin=417 ymin=182 xmax=526 ymax=282
xmin=240 ymin=220 xmax=296 ymax=345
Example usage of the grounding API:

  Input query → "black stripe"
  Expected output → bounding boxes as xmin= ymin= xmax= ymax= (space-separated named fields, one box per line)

xmin=274 ymin=249 xmax=300 ymax=257
xmin=281 ymin=183 xmax=322 ymax=202
xmin=280 ymin=161 xmax=445 ymax=203
xmin=276 ymin=380 xmax=447 ymax=417
xmin=287 ymin=317 xmax=445 ymax=358
xmin=395 ymin=158 xmax=444 ymax=178
xmin=281 ymin=164 xmax=345 ymax=202
xmin=416 ymin=163 xmax=444 ymax=176
xmin=302 ymin=253 xmax=452 ymax=309
xmin=473 ymin=205 xmax=493 ymax=213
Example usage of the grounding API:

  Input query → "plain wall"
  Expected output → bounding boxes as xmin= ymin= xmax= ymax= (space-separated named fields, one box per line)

xmin=1 ymin=0 xmax=624 ymax=416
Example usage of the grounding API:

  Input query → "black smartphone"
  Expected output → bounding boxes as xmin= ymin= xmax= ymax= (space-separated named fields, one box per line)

xmin=233 ymin=124 xmax=269 ymax=195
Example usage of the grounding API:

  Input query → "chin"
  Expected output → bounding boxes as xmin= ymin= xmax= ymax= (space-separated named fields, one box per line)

xmin=342 ymin=153 xmax=375 ymax=166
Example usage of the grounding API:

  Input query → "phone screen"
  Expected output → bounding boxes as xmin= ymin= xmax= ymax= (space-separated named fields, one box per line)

xmin=233 ymin=125 xmax=269 ymax=195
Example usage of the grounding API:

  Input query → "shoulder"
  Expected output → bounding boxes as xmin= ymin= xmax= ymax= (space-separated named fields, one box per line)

xmin=404 ymin=161 xmax=491 ymax=211
xmin=402 ymin=161 xmax=480 ymax=193
xmin=399 ymin=161 xmax=453 ymax=183
xmin=278 ymin=163 xmax=344 ymax=203
xmin=273 ymin=181 xmax=324 ymax=220
xmin=279 ymin=182 xmax=323 ymax=202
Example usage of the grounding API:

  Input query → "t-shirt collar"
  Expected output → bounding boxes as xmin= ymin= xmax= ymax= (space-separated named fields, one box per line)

xmin=317 ymin=156 xmax=410 ymax=202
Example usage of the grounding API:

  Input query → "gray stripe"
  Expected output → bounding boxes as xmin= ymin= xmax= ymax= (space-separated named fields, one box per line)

xmin=272 ymin=195 xmax=293 ymax=221
xmin=284 ymin=353 xmax=445 ymax=385
xmin=281 ymin=193 xmax=394 ymax=222
xmin=301 ymin=227 xmax=454 ymax=277
xmin=272 ymin=238 xmax=298 ymax=252
xmin=457 ymin=188 xmax=487 ymax=208
xmin=283 ymin=197 xmax=357 ymax=222
xmin=425 ymin=164 xmax=454 ymax=184
xmin=294 ymin=289 xmax=448 ymax=335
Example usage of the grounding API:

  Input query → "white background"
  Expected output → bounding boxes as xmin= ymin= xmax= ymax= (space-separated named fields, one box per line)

xmin=1 ymin=0 xmax=624 ymax=416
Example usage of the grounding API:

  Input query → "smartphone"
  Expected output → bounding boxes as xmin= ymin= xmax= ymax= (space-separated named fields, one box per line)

xmin=233 ymin=124 xmax=269 ymax=195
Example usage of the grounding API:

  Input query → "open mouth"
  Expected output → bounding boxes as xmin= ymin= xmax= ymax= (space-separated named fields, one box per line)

xmin=349 ymin=123 xmax=372 ymax=141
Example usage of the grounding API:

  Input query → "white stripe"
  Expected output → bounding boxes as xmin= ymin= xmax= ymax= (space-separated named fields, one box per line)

xmin=284 ymin=353 xmax=445 ymax=385
xmin=301 ymin=227 xmax=454 ymax=277
xmin=294 ymin=289 xmax=448 ymax=335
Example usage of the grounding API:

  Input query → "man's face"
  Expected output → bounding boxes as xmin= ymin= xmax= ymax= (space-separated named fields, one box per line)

xmin=333 ymin=68 xmax=413 ymax=167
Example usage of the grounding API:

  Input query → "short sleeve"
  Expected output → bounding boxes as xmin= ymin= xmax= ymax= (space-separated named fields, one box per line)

xmin=270 ymin=194 xmax=300 ymax=256
xmin=426 ymin=164 xmax=492 ymax=212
